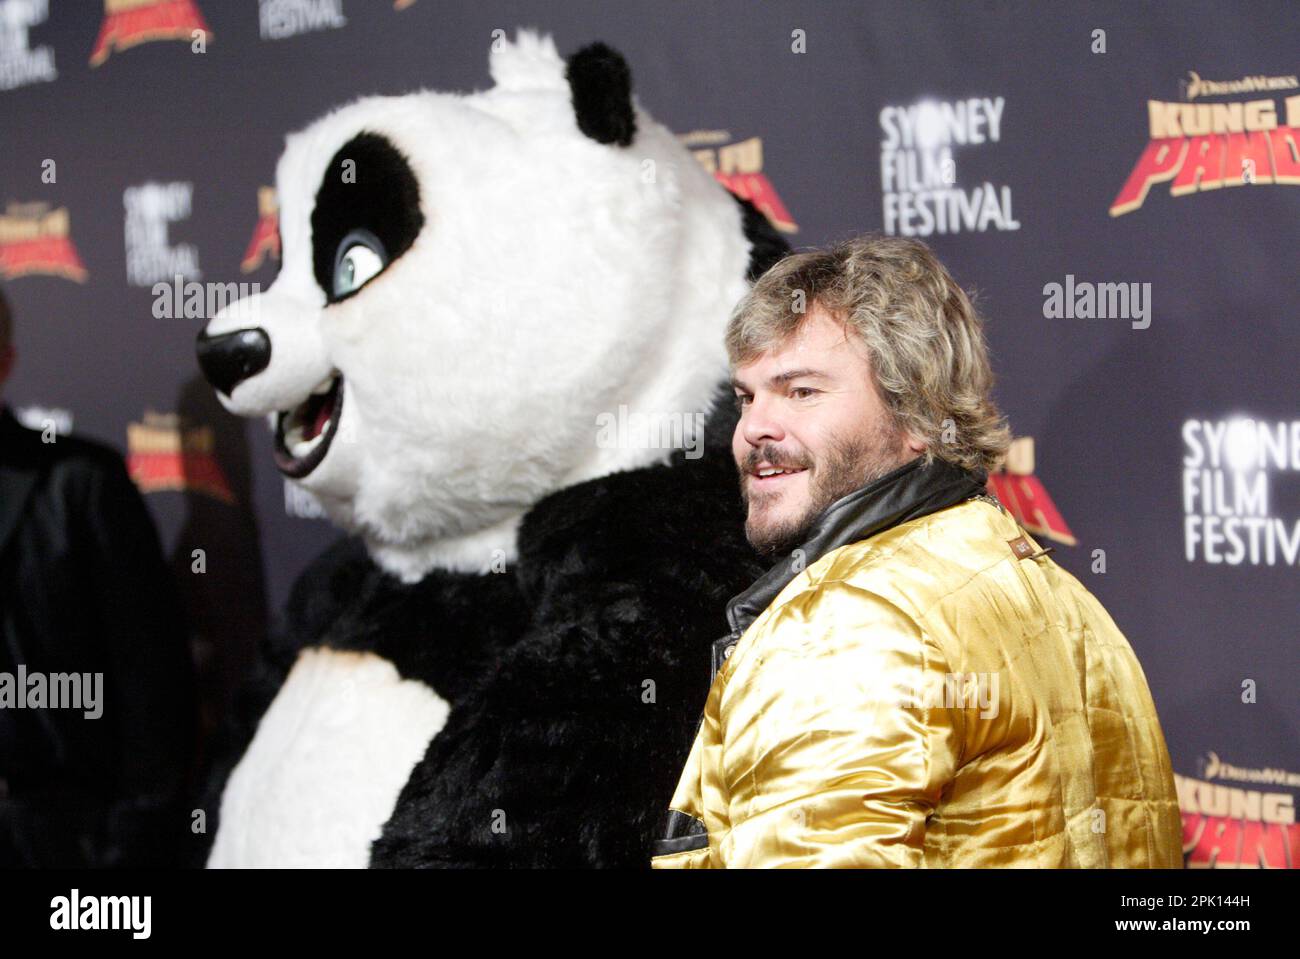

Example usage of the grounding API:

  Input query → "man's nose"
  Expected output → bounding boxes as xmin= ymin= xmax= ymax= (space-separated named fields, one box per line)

xmin=195 ymin=328 xmax=271 ymax=397
xmin=740 ymin=394 xmax=785 ymax=447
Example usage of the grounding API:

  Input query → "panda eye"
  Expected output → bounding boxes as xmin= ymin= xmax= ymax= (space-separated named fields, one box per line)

xmin=331 ymin=229 xmax=388 ymax=300
xmin=336 ymin=246 xmax=382 ymax=295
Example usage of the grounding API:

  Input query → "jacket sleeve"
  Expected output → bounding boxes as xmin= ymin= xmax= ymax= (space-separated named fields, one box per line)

xmin=81 ymin=450 xmax=198 ymax=866
xmin=716 ymin=580 xmax=963 ymax=868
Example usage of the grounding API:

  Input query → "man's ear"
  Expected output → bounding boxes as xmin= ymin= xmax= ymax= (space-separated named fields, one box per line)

xmin=904 ymin=432 xmax=927 ymax=455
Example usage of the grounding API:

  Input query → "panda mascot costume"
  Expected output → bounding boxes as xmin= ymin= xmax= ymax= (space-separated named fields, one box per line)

xmin=195 ymin=30 xmax=787 ymax=867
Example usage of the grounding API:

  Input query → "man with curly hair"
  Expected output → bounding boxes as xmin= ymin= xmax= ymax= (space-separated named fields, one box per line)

xmin=652 ymin=235 xmax=1182 ymax=869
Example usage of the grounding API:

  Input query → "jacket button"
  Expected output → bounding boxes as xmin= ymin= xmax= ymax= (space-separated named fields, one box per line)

xmin=723 ymin=644 xmax=736 ymax=660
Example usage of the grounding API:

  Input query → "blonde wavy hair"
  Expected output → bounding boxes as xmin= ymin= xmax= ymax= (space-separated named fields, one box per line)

xmin=725 ymin=234 xmax=1011 ymax=475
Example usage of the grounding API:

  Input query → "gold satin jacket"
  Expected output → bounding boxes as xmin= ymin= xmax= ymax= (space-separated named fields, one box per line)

xmin=651 ymin=497 xmax=1182 ymax=868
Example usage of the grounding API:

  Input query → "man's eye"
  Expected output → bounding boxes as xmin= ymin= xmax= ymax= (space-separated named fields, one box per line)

xmin=790 ymin=387 xmax=818 ymax=399
xmin=733 ymin=393 xmax=751 ymax=410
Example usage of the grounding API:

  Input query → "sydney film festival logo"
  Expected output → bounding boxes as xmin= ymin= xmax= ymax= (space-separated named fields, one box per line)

xmin=879 ymin=96 xmax=1019 ymax=236
xmin=0 ymin=0 xmax=56 ymax=91
xmin=123 ymin=181 xmax=200 ymax=287
xmin=258 ymin=0 xmax=346 ymax=41
xmin=1182 ymin=417 xmax=1300 ymax=566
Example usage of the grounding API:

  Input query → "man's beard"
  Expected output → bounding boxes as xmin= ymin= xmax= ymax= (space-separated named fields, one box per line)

xmin=740 ymin=421 xmax=909 ymax=559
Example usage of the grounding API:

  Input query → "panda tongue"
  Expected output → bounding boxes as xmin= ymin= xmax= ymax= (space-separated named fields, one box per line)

xmin=303 ymin=391 xmax=332 ymax=441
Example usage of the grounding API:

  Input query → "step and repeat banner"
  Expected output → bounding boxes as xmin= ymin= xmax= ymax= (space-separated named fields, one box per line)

xmin=1 ymin=1 xmax=1296 ymax=868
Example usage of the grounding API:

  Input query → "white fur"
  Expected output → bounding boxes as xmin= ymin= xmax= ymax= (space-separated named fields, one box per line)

xmin=206 ymin=648 xmax=449 ymax=868
xmin=488 ymin=28 xmax=566 ymax=90
xmin=202 ymin=28 xmax=753 ymax=582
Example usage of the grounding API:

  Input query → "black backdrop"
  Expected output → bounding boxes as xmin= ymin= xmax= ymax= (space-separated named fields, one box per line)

xmin=1 ymin=0 xmax=1296 ymax=868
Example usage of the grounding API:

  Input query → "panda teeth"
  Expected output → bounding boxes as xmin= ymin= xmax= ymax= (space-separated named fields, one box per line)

xmin=288 ymin=414 xmax=331 ymax=457
xmin=272 ymin=373 xmax=344 ymax=478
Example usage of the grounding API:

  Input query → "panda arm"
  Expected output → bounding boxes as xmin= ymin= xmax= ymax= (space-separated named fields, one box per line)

xmin=370 ymin=575 xmax=709 ymax=869
xmin=191 ymin=535 xmax=368 ymax=863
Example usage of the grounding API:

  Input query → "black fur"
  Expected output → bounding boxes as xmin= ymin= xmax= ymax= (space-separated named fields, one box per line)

xmin=371 ymin=384 xmax=761 ymax=867
xmin=311 ymin=133 xmax=425 ymax=302
xmin=197 ymin=190 xmax=790 ymax=868
xmin=734 ymin=194 xmax=791 ymax=281
xmin=565 ymin=43 xmax=636 ymax=147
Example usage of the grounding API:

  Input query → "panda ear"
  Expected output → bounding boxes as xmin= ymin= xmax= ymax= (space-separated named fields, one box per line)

xmin=565 ymin=42 xmax=636 ymax=147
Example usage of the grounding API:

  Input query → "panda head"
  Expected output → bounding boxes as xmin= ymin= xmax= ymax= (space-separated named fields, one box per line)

xmin=197 ymin=31 xmax=764 ymax=582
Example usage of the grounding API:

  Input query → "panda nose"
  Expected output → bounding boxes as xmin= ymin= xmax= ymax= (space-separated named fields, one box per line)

xmin=196 ymin=328 xmax=272 ymax=396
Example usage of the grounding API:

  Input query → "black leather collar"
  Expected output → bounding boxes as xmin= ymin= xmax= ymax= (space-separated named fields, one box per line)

xmin=723 ymin=455 xmax=988 ymax=642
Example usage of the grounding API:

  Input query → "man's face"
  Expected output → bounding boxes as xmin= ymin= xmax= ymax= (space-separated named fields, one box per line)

xmin=731 ymin=304 xmax=920 ymax=557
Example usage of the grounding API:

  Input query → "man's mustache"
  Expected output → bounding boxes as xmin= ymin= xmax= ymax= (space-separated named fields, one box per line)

xmin=740 ymin=445 xmax=813 ymax=474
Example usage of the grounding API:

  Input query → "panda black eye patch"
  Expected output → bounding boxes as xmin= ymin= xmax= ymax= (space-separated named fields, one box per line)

xmin=311 ymin=132 xmax=425 ymax=303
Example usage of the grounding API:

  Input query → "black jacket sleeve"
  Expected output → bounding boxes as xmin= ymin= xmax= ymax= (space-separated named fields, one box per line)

xmin=81 ymin=450 xmax=198 ymax=867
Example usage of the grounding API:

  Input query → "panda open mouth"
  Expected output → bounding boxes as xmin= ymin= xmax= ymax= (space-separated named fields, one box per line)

xmin=273 ymin=373 xmax=343 ymax=478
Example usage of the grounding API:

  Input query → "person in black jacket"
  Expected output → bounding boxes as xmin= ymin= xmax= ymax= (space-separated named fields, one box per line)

xmin=0 ymin=286 xmax=197 ymax=867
